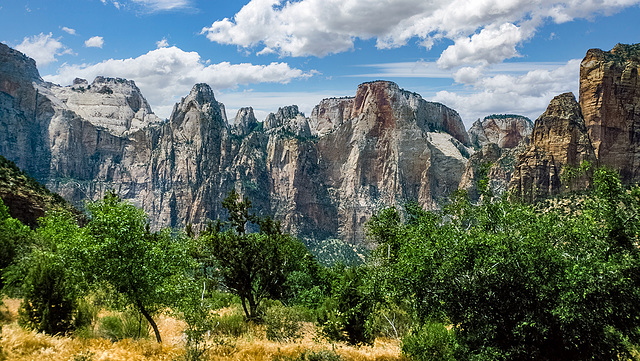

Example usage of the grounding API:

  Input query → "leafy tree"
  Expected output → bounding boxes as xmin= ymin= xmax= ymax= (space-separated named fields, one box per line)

xmin=84 ymin=191 xmax=191 ymax=342
xmin=3 ymin=209 xmax=83 ymax=335
xmin=0 ymin=198 xmax=33 ymax=291
xmin=371 ymin=169 xmax=640 ymax=360
xmin=201 ymin=190 xmax=309 ymax=320
xmin=332 ymin=266 xmax=375 ymax=345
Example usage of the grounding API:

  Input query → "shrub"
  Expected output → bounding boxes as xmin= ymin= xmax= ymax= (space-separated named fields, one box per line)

xmin=401 ymin=322 xmax=457 ymax=361
xmin=318 ymin=267 xmax=374 ymax=345
xmin=16 ymin=252 xmax=75 ymax=335
xmin=264 ymin=304 xmax=304 ymax=342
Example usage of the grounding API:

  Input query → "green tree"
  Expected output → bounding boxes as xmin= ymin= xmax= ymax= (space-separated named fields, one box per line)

xmin=201 ymin=190 xmax=308 ymax=320
xmin=0 ymin=198 xmax=33 ymax=291
xmin=331 ymin=266 xmax=375 ymax=345
xmin=3 ymin=209 xmax=83 ymax=335
xmin=371 ymin=169 xmax=640 ymax=360
xmin=84 ymin=191 xmax=190 ymax=342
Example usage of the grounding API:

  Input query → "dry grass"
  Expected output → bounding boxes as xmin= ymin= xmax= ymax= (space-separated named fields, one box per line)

xmin=0 ymin=299 xmax=406 ymax=361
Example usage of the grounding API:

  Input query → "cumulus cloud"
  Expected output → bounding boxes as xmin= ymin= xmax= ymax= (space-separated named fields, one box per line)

xmin=84 ymin=36 xmax=104 ymax=48
xmin=156 ymin=38 xmax=169 ymax=48
xmin=15 ymin=33 xmax=72 ymax=67
xmin=202 ymin=0 xmax=640 ymax=65
xmin=437 ymin=23 xmax=533 ymax=69
xmin=432 ymin=59 xmax=581 ymax=125
xmin=61 ymin=27 xmax=76 ymax=35
xmin=44 ymin=46 xmax=315 ymax=119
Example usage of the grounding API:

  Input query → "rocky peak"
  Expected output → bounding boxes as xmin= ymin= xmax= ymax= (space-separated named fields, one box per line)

xmin=264 ymin=105 xmax=303 ymax=129
xmin=232 ymin=107 xmax=258 ymax=136
xmin=46 ymin=75 xmax=160 ymax=136
xmin=468 ymin=115 xmax=533 ymax=149
xmin=264 ymin=105 xmax=311 ymax=137
xmin=169 ymin=82 xmax=227 ymax=143
xmin=580 ymin=43 xmax=640 ymax=183
xmin=349 ymin=80 xmax=471 ymax=145
xmin=0 ymin=42 xmax=42 ymax=91
xmin=309 ymin=97 xmax=354 ymax=136
xmin=510 ymin=93 xmax=596 ymax=201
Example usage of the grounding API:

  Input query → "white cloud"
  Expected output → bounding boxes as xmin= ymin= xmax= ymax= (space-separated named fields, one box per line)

xmin=84 ymin=36 xmax=104 ymax=48
xmin=15 ymin=33 xmax=72 ymax=67
xmin=156 ymin=38 xmax=169 ymax=48
xmin=101 ymin=0 xmax=192 ymax=11
xmin=61 ymin=27 xmax=76 ymax=35
xmin=44 ymin=46 xmax=316 ymax=119
xmin=201 ymin=0 xmax=640 ymax=66
xmin=431 ymin=59 xmax=581 ymax=126
xmin=437 ymin=22 xmax=533 ymax=69
xmin=131 ymin=0 xmax=192 ymax=11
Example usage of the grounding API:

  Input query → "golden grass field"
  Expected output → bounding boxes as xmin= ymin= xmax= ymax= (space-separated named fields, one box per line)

xmin=0 ymin=299 xmax=406 ymax=361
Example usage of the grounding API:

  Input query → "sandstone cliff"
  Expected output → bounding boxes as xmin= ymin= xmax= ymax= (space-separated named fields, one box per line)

xmin=460 ymin=115 xmax=532 ymax=199
xmin=468 ymin=115 xmax=532 ymax=149
xmin=0 ymin=43 xmax=472 ymax=245
xmin=510 ymin=93 xmax=596 ymax=201
xmin=463 ymin=43 xmax=640 ymax=202
xmin=580 ymin=43 xmax=640 ymax=183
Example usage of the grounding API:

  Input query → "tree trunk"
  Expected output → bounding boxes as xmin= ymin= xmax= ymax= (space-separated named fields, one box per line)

xmin=248 ymin=293 xmax=257 ymax=321
xmin=240 ymin=296 xmax=250 ymax=320
xmin=137 ymin=301 xmax=162 ymax=343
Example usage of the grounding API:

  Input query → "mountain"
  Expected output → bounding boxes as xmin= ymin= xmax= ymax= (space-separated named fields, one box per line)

xmin=3 ymin=41 xmax=638 ymax=244
xmin=463 ymin=43 xmax=640 ymax=201
xmin=0 ymin=155 xmax=78 ymax=228
xmin=0 ymin=43 xmax=472 ymax=245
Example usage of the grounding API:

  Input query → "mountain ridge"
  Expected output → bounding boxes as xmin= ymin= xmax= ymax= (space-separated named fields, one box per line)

xmin=2 ymin=42 xmax=639 ymax=245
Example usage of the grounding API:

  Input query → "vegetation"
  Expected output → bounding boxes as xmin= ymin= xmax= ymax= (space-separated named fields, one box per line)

xmin=83 ymin=191 xmax=191 ymax=342
xmin=368 ymin=168 xmax=640 ymax=360
xmin=199 ymin=189 xmax=311 ymax=320
xmin=1 ymin=156 xmax=640 ymax=361
xmin=484 ymin=114 xmax=531 ymax=121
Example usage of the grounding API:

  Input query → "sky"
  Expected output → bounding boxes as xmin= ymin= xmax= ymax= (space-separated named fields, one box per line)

xmin=1 ymin=0 xmax=639 ymax=128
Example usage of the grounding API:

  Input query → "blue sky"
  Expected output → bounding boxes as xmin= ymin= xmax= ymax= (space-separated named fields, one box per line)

xmin=1 ymin=0 xmax=639 ymax=127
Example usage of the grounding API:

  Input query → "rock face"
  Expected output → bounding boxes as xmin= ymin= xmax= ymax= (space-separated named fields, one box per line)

xmin=510 ymin=93 xmax=596 ymax=201
xmin=232 ymin=107 xmax=258 ymax=136
xmin=468 ymin=115 xmax=533 ymax=149
xmin=0 ymin=44 xmax=472 ymax=245
xmin=464 ymin=43 xmax=640 ymax=202
xmin=309 ymin=81 xmax=471 ymax=242
xmin=48 ymin=76 xmax=162 ymax=136
xmin=460 ymin=115 xmax=532 ymax=199
xmin=580 ymin=43 xmax=640 ymax=183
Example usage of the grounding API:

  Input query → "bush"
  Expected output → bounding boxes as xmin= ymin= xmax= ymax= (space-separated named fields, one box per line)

xmin=318 ymin=267 xmax=374 ymax=346
xmin=97 ymin=310 xmax=149 ymax=341
xmin=401 ymin=322 xmax=457 ymax=361
xmin=264 ymin=304 xmax=304 ymax=342
xmin=16 ymin=252 xmax=75 ymax=335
